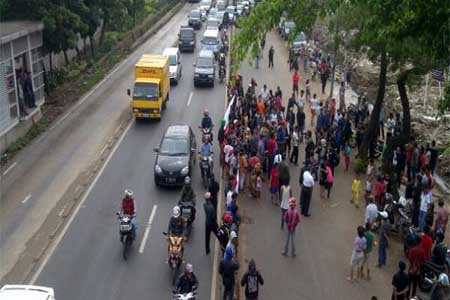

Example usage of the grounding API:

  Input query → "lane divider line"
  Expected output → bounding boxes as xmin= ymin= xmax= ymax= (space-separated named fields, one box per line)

xmin=187 ymin=91 xmax=194 ymax=107
xmin=139 ymin=204 xmax=158 ymax=254
xmin=2 ymin=162 xmax=17 ymax=176
xmin=21 ymin=194 xmax=31 ymax=204
xmin=29 ymin=120 xmax=134 ymax=285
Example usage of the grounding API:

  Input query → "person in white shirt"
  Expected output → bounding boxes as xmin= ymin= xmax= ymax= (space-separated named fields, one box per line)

xmin=297 ymin=90 xmax=305 ymax=108
xmin=386 ymin=113 xmax=396 ymax=138
xmin=289 ymin=126 xmax=300 ymax=165
xmin=419 ymin=187 xmax=432 ymax=230
xmin=310 ymin=94 xmax=320 ymax=127
xmin=260 ymin=84 xmax=269 ymax=102
xmin=300 ymin=168 xmax=315 ymax=216
xmin=365 ymin=197 xmax=378 ymax=225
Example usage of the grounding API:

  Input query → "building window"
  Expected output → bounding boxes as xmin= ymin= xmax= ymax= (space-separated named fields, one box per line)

xmin=9 ymin=90 xmax=16 ymax=105
xmin=33 ymin=61 xmax=43 ymax=74
xmin=33 ymin=72 xmax=44 ymax=89
xmin=31 ymin=47 xmax=43 ymax=62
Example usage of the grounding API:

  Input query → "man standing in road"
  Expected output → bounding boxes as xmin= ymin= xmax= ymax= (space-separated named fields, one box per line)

xmin=268 ymin=46 xmax=274 ymax=68
xmin=208 ymin=174 xmax=220 ymax=212
xmin=282 ymin=197 xmax=300 ymax=257
xmin=204 ymin=192 xmax=218 ymax=255
xmin=299 ymin=167 xmax=314 ymax=217
xmin=391 ymin=261 xmax=410 ymax=300
xmin=292 ymin=70 xmax=300 ymax=97
xmin=241 ymin=259 xmax=264 ymax=300
xmin=219 ymin=247 xmax=240 ymax=300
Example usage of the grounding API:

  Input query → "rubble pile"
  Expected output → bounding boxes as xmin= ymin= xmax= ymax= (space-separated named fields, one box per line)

xmin=349 ymin=57 xmax=450 ymax=182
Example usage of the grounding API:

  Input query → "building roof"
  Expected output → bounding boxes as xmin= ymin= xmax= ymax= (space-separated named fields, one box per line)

xmin=0 ymin=21 xmax=44 ymax=44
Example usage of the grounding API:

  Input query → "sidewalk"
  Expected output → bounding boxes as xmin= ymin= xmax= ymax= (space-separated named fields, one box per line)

xmin=235 ymin=30 xmax=400 ymax=299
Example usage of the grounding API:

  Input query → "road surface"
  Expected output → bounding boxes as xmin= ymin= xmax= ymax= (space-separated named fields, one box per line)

xmin=22 ymin=8 xmax=224 ymax=300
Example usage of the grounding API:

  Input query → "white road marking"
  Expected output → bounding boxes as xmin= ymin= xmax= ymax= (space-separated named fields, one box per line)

xmin=187 ymin=91 xmax=194 ymax=106
xmin=21 ymin=194 xmax=31 ymax=204
xmin=138 ymin=205 xmax=158 ymax=254
xmin=2 ymin=162 xmax=17 ymax=176
xmin=29 ymin=120 xmax=134 ymax=285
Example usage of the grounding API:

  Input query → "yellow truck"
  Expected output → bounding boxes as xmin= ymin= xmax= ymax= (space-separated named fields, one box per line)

xmin=128 ymin=54 xmax=170 ymax=119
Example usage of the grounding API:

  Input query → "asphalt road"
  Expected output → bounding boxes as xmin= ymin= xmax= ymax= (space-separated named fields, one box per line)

xmin=33 ymin=18 xmax=225 ymax=300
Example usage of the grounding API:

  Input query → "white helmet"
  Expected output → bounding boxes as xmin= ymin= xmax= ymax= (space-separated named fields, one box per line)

xmin=274 ymin=154 xmax=282 ymax=164
xmin=378 ymin=211 xmax=388 ymax=219
xmin=438 ymin=273 xmax=449 ymax=286
xmin=124 ymin=189 xmax=133 ymax=198
xmin=172 ymin=206 xmax=181 ymax=218
xmin=184 ymin=176 xmax=191 ymax=185
xmin=186 ymin=263 xmax=193 ymax=273
xmin=320 ymin=139 xmax=327 ymax=146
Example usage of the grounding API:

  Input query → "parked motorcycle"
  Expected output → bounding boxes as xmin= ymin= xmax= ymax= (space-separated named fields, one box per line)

xmin=179 ymin=200 xmax=195 ymax=239
xmin=164 ymin=232 xmax=185 ymax=285
xmin=173 ymin=292 xmax=196 ymax=300
xmin=117 ymin=213 xmax=133 ymax=260
xmin=419 ymin=261 xmax=446 ymax=292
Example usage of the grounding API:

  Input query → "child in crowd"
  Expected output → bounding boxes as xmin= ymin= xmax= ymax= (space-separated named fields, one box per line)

xmin=352 ymin=174 xmax=361 ymax=208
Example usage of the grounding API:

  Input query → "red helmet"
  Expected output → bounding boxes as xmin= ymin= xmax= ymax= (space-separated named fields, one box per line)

xmin=223 ymin=212 xmax=233 ymax=224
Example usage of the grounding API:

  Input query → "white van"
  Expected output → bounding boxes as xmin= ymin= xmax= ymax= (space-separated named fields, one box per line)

xmin=162 ymin=47 xmax=182 ymax=85
xmin=0 ymin=285 xmax=55 ymax=300
xmin=201 ymin=28 xmax=221 ymax=59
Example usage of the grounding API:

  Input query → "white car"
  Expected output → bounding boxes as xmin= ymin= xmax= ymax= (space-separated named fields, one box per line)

xmin=226 ymin=6 xmax=236 ymax=22
xmin=209 ymin=7 xmax=217 ymax=18
xmin=206 ymin=17 xmax=220 ymax=31
xmin=0 ymin=285 xmax=55 ymax=300
xmin=199 ymin=0 xmax=211 ymax=13
xmin=236 ymin=5 xmax=244 ymax=16
xmin=163 ymin=47 xmax=182 ymax=85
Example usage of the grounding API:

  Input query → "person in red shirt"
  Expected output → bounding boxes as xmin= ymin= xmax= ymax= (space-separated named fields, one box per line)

xmin=373 ymin=175 xmax=385 ymax=208
xmin=270 ymin=163 xmax=280 ymax=205
xmin=408 ymin=237 xmax=425 ymax=297
xmin=267 ymin=133 xmax=277 ymax=177
xmin=121 ymin=189 xmax=136 ymax=240
xmin=420 ymin=226 xmax=433 ymax=261
xmin=292 ymin=70 xmax=300 ymax=97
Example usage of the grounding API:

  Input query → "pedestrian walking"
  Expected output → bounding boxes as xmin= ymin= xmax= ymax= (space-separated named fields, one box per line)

xmin=408 ymin=236 xmax=425 ymax=298
xmin=343 ymin=142 xmax=352 ymax=171
xmin=290 ymin=126 xmax=300 ymax=165
xmin=255 ymin=51 xmax=260 ymax=69
xmin=280 ymin=184 xmax=292 ymax=230
xmin=268 ymin=46 xmax=274 ymax=68
xmin=435 ymin=199 xmax=449 ymax=234
xmin=319 ymin=162 xmax=327 ymax=199
xmin=292 ymin=70 xmax=300 ymax=97
xmin=361 ymin=222 xmax=374 ymax=280
xmin=269 ymin=161 xmax=280 ymax=205
xmin=365 ymin=196 xmax=378 ymax=226
xmin=204 ymin=192 xmax=218 ymax=255
xmin=419 ymin=186 xmax=432 ymax=231
xmin=351 ymin=174 xmax=361 ymax=208
xmin=305 ymin=79 xmax=311 ymax=103
xmin=282 ymin=197 xmax=300 ymax=257
xmin=241 ymin=259 xmax=264 ymax=300
xmin=208 ymin=174 xmax=220 ymax=212
xmin=378 ymin=212 xmax=389 ymax=267
xmin=299 ymin=167 xmax=314 ymax=217
xmin=339 ymin=81 xmax=345 ymax=112
xmin=219 ymin=247 xmax=240 ymax=300
xmin=347 ymin=225 xmax=367 ymax=282
xmin=325 ymin=162 xmax=334 ymax=199
xmin=310 ymin=94 xmax=319 ymax=127
xmin=365 ymin=159 xmax=375 ymax=205
xmin=391 ymin=261 xmax=410 ymax=300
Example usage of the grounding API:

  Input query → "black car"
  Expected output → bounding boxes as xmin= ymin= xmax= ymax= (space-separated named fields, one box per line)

xmin=178 ymin=26 xmax=196 ymax=52
xmin=188 ymin=9 xmax=202 ymax=30
xmin=154 ymin=125 xmax=197 ymax=186
xmin=194 ymin=49 xmax=215 ymax=87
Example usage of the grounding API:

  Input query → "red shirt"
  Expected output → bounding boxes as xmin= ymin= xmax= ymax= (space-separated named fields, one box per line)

xmin=270 ymin=167 xmax=280 ymax=189
xmin=408 ymin=244 xmax=425 ymax=274
xmin=249 ymin=156 xmax=260 ymax=169
xmin=122 ymin=197 xmax=135 ymax=215
xmin=406 ymin=145 xmax=414 ymax=162
xmin=267 ymin=138 xmax=276 ymax=156
xmin=292 ymin=73 xmax=300 ymax=86
xmin=420 ymin=234 xmax=433 ymax=261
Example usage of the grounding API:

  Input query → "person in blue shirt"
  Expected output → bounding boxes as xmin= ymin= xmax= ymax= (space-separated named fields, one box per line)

xmin=201 ymin=108 xmax=213 ymax=129
xmin=200 ymin=136 xmax=214 ymax=171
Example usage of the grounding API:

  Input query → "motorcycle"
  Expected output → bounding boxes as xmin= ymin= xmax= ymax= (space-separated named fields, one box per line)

xmin=199 ymin=155 xmax=212 ymax=188
xmin=179 ymin=200 xmax=195 ymax=239
xmin=117 ymin=213 xmax=133 ymax=260
xmin=173 ymin=292 xmax=196 ymax=300
xmin=163 ymin=232 xmax=185 ymax=285
xmin=419 ymin=261 xmax=447 ymax=292
xmin=219 ymin=65 xmax=225 ymax=83
xmin=199 ymin=126 xmax=213 ymax=143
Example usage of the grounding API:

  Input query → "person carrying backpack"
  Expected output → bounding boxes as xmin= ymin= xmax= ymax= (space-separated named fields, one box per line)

xmin=241 ymin=259 xmax=264 ymax=300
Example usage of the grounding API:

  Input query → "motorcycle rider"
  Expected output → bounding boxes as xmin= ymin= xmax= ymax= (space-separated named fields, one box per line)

xmin=179 ymin=176 xmax=196 ymax=224
xmin=219 ymin=53 xmax=226 ymax=78
xmin=430 ymin=273 xmax=450 ymax=300
xmin=174 ymin=263 xmax=199 ymax=295
xmin=120 ymin=189 xmax=136 ymax=240
xmin=432 ymin=229 xmax=448 ymax=266
xmin=168 ymin=206 xmax=184 ymax=237
xmin=201 ymin=108 xmax=213 ymax=141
